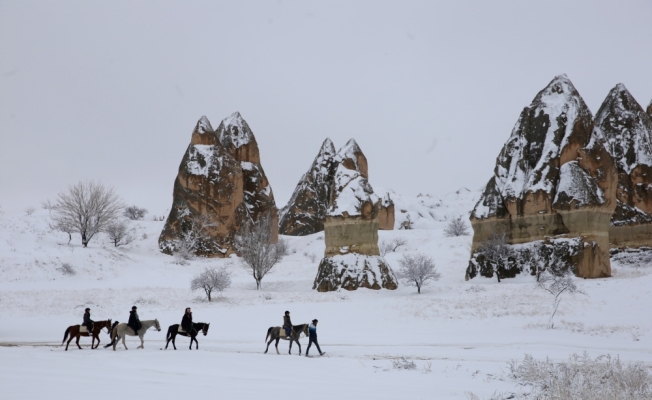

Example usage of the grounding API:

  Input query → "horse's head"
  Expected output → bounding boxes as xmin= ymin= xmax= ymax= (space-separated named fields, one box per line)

xmin=154 ymin=319 xmax=161 ymax=331
xmin=202 ymin=323 xmax=210 ymax=336
xmin=105 ymin=319 xmax=112 ymax=335
xmin=302 ymin=324 xmax=309 ymax=337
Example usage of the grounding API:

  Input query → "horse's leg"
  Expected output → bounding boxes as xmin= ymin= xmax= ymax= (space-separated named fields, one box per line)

xmin=195 ymin=335 xmax=199 ymax=350
xmin=189 ymin=334 xmax=193 ymax=350
xmin=297 ymin=339 xmax=302 ymax=356
xmin=65 ymin=334 xmax=74 ymax=351
xmin=91 ymin=334 xmax=95 ymax=349
xmin=94 ymin=334 xmax=101 ymax=349
xmin=265 ymin=338 xmax=272 ymax=354
xmin=288 ymin=338 xmax=293 ymax=355
xmin=138 ymin=334 xmax=144 ymax=349
xmin=165 ymin=332 xmax=173 ymax=350
xmin=275 ymin=338 xmax=280 ymax=355
xmin=172 ymin=334 xmax=177 ymax=350
xmin=75 ymin=334 xmax=82 ymax=350
xmin=122 ymin=333 xmax=128 ymax=350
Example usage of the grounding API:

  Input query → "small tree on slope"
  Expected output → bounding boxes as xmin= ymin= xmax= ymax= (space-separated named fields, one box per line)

xmin=191 ymin=267 xmax=232 ymax=302
xmin=50 ymin=181 xmax=124 ymax=247
xmin=444 ymin=215 xmax=469 ymax=237
xmin=234 ymin=213 xmax=287 ymax=290
xmin=397 ymin=253 xmax=441 ymax=294
xmin=538 ymin=269 xmax=582 ymax=329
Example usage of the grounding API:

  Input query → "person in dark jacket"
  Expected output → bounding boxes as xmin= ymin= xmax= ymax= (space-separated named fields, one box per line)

xmin=283 ymin=311 xmax=292 ymax=337
xmin=306 ymin=319 xmax=324 ymax=356
xmin=181 ymin=307 xmax=195 ymax=335
xmin=128 ymin=306 xmax=141 ymax=335
xmin=82 ymin=308 xmax=94 ymax=335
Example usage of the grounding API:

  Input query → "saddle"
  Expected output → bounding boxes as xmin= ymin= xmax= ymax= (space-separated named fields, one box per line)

xmin=80 ymin=326 xmax=90 ymax=333
xmin=178 ymin=326 xmax=188 ymax=333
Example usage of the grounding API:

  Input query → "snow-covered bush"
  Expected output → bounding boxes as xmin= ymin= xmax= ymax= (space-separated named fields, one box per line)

xmin=396 ymin=253 xmax=440 ymax=294
xmin=173 ymin=213 xmax=216 ymax=262
xmin=57 ymin=262 xmax=76 ymax=276
xmin=190 ymin=267 xmax=232 ymax=301
xmin=234 ymin=213 xmax=285 ymax=290
xmin=24 ymin=206 xmax=36 ymax=216
xmin=444 ymin=215 xmax=469 ymax=237
xmin=538 ymin=269 xmax=582 ymax=329
xmin=49 ymin=181 xmax=124 ymax=247
xmin=392 ymin=357 xmax=417 ymax=370
xmin=509 ymin=353 xmax=652 ymax=399
xmin=105 ymin=220 xmax=133 ymax=247
xmin=379 ymin=237 xmax=407 ymax=256
xmin=304 ymin=252 xmax=317 ymax=263
xmin=124 ymin=205 xmax=148 ymax=220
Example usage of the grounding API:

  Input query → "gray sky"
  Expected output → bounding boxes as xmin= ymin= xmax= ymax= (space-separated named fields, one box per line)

xmin=2 ymin=1 xmax=651 ymax=214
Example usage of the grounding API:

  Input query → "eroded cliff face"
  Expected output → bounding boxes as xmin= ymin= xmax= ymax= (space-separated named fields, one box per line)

xmin=469 ymin=75 xmax=617 ymax=279
xmin=313 ymin=139 xmax=397 ymax=291
xmin=594 ymin=84 xmax=652 ymax=249
xmin=159 ymin=113 xmax=278 ymax=257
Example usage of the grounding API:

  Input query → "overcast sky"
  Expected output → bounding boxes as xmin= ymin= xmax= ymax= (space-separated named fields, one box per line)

xmin=1 ymin=1 xmax=651 ymax=214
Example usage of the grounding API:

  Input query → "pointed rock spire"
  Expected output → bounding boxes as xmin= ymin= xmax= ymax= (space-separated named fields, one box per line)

xmin=190 ymin=116 xmax=218 ymax=145
xmin=647 ymin=98 xmax=652 ymax=118
xmin=278 ymin=138 xmax=337 ymax=236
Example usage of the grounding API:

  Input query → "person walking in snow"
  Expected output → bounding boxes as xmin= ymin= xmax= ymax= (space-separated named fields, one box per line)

xmin=181 ymin=307 xmax=195 ymax=335
xmin=128 ymin=306 xmax=141 ymax=335
xmin=82 ymin=308 xmax=94 ymax=334
xmin=306 ymin=319 xmax=324 ymax=356
xmin=283 ymin=311 xmax=292 ymax=338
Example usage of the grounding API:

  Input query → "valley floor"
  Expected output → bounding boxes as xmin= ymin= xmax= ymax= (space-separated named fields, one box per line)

xmin=1 ymin=208 xmax=651 ymax=399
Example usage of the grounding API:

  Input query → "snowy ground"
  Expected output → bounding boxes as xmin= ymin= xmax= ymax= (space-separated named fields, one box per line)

xmin=1 ymin=193 xmax=651 ymax=399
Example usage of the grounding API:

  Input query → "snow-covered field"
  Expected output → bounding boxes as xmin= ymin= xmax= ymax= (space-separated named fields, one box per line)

xmin=1 ymin=192 xmax=651 ymax=399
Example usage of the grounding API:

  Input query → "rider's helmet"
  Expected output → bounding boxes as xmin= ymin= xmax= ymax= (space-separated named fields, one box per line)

xmin=132 ymin=306 xmax=137 ymax=310
xmin=85 ymin=308 xmax=90 ymax=312
xmin=285 ymin=310 xmax=290 ymax=315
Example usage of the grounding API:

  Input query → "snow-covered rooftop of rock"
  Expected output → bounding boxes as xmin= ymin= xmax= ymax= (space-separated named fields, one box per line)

xmin=219 ymin=111 xmax=253 ymax=148
xmin=328 ymin=139 xmax=377 ymax=217
xmin=196 ymin=116 xmax=214 ymax=134
xmin=554 ymin=161 xmax=605 ymax=207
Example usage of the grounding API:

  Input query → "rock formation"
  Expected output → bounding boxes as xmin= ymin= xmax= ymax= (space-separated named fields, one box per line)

xmin=159 ymin=113 xmax=277 ymax=257
xmin=468 ymin=75 xmax=617 ymax=279
xmin=594 ymin=84 xmax=652 ymax=248
xmin=280 ymin=139 xmax=395 ymax=236
xmin=278 ymin=139 xmax=337 ymax=236
xmin=647 ymin=99 xmax=652 ymax=117
xmin=313 ymin=139 xmax=397 ymax=291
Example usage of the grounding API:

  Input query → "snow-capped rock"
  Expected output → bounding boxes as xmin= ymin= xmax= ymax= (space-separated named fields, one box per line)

xmin=469 ymin=75 xmax=617 ymax=279
xmin=159 ymin=113 xmax=278 ymax=257
xmin=278 ymin=138 xmax=337 ymax=236
xmin=594 ymin=84 xmax=652 ymax=247
xmin=313 ymin=254 xmax=397 ymax=292
xmin=217 ymin=112 xmax=278 ymax=242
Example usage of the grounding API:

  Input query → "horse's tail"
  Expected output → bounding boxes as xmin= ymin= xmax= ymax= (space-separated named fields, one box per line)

xmin=166 ymin=326 xmax=173 ymax=341
xmin=61 ymin=327 xmax=71 ymax=345
xmin=265 ymin=327 xmax=273 ymax=342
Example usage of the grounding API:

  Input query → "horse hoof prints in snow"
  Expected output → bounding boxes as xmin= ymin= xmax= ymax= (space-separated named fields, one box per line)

xmin=264 ymin=324 xmax=309 ymax=355
xmin=164 ymin=322 xmax=211 ymax=350
xmin=61 ymin=319 xmax=113 ymax=351
xmin=110 ymin=319 xmax=161 ymax=351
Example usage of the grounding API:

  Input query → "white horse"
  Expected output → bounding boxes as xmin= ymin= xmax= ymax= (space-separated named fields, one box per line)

xmin=111 ymin=319 xmax=161 ymax=351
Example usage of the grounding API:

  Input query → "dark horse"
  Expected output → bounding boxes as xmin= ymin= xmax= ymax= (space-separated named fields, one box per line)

xmin=61 ymin=319 xmax=112 ymax=351
xmin=165 ymin=322 xmax=210 ymax=350
xmin=264 ymin=324 xmax=309 ymax=355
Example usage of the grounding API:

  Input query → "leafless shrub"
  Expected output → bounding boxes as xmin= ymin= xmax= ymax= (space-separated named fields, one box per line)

xmin=49 ymin=181 xmax=124 ymax=247
xmin=538 ymin=269 xmax=583 ymax=329
xmin=509 ymin=352 xmax=652 ymax=399
xmin=124 ymin=205 xmax=148 ymax=220
xmin=234 ymin=213 xmax=285 ymax=290
xmin=141 ymin=232 xmax=148 ymax=240
xmin=379 ymin=237 xmax=407 ymax=256
xmin=392 ymin=357 xmax=417 ymax=370
xmin=174 ymin=213 xmax=216 ymax=261
xmin=57 ymin=262 xmax=76 ymax=276
xmin=397 ymin=253 xmax=441 ymax=294
xmin=25 ymin=206 xmax=36 ymax=216
xmin=105 ymin=220 xmax=133 ymax=247
xmin=479 ymin=232 xmax=511 ymax=283
xmin=190 ymin=266 xmax=232 ymax=301
xmin=399 ymin=214 xmax=413 ymax=230
xmin=304 ymin=252 xmax=317 ymax=263
xmin=422 ymin=362 xmax=432 ymax=374
xmin=444 ymin=215 xmax=469 ymax=237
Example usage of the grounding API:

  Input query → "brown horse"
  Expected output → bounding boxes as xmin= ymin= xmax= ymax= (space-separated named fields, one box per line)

xmin=61 ymin=319 xmax=112 ymax=351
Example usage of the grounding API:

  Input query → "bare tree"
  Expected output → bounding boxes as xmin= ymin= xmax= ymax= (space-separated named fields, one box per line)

xmin=190 ymin=267 xmax=232 ymax=301
xmin=174 ymin=213 xmax=216 ymax=262
xmin=50 ymin=181 xmax=124 ymax=247
xmin=444 ymin=215 xmax=469 ymax=237
xmin=124 ymin=205 xmax=148 ymax=220
xmin=379 ymin=237 xmax=407 ymax=256
xmin=234 ymin=213 xmax=286 ymax=290
xmin=397 ymin=253 xmax=441 ymax=294
xmin=105 ymin=220 xmax=133 ymax=247
xmin=479 ymin=232 xmax=511 ymax=283
xmin=49 ymin=213 xmax=76 ymax=244
xmin=538 ymin=270 xmax=582 ymax=329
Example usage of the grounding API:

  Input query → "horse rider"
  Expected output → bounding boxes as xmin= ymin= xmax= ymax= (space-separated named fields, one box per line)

xmin=181 ymin=307 xmax=195 ymax=335
xmin=128 ymin=306 xmax=142 ymax=335
xmin=82 ymin=308 xmax=94 ymax=334
xmin=306 ymin=319 xmax=324 ymax=356
xmin=283 ymin=311 xmax=292 ymax=338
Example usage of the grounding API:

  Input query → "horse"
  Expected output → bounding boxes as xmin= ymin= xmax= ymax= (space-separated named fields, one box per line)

xmin=110 ymin=319 xmax=161 ymax=351
xmin=61 ymin=319 xmax=112 ymax=351
xmin=264 ymin=324 xmax=309 ymax=355
xmin=164 ymin=322 xmax=210 ymax=350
